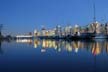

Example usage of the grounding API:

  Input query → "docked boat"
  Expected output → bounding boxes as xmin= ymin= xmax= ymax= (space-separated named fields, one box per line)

xmin=94 ymin=34 xmax=107 ymax=39
xmin=70 ymin=32 xmax=95 ymax=40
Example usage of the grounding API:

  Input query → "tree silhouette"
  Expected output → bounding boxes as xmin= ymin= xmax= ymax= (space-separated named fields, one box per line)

xmin=0 ymin=24 xmax=3 ymax=36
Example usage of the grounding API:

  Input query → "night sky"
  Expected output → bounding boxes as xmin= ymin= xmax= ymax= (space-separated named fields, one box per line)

xmin=0 ymin=0 xmax=108 ymax=35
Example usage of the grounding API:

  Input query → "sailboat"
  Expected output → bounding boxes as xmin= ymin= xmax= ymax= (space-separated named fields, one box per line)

xmin=91 ymin=0 xmax=106 ymax=39
xmin=104 ymin=23 xmax=108 ymax=39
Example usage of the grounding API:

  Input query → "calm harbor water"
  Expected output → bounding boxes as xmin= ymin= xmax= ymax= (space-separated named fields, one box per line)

xmin=0 ymin=39 xmax=108 ymax=72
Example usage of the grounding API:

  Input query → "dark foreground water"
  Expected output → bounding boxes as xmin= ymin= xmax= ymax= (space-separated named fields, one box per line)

xmin=0 ymin=39 xmax=108 ymax=72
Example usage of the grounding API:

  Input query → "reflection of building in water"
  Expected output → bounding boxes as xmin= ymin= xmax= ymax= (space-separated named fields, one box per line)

xmin=41 ymin=40 xmax=64 ymax=52
xmin=71 ymin=41 xmax=82 ymax=53
xmin=41 ymin=40 xmax=81 ymax=53
xmin=34 ymin=39 xmax=40 ymax=48
xmin=16 ymin=39 xmax=108 ymax=55
xmin=105 ymin=41 xmax=108 ymax=54
xmin=65 ymin=41 xmax=72 ymax=52
xmin=107 ymin=43 xmax=108 ymax=54
xmin=55 ymin=40 xmax=63 ymax=52
xmin=39 ymin=40 xmax=108 ymax=54
xmin=41 ymin=39 xmax=56 ymax=52
xmin=91 ymin=41 xmax=102 ymax=56
xmin=16 ymin=39 xmax=33 ymax=45
xmin=42 ymin=40 xmax=56 ymax=49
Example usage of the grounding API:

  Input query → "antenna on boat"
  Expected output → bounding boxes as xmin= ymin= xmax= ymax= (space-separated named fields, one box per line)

xmin=92 ymin=0 xmax=97 ymax=33
xmin=93 ymin=0 xmax=96 ymax=22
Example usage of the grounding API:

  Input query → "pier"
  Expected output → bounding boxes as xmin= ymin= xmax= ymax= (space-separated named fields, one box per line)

xmin=16 ymin=35 xmax=33 ymax=39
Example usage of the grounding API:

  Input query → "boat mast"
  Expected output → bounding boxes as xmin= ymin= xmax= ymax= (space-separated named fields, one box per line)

xmin=92 ymin=0 xmax=97 ymax=33
xmin=93 ymin=0 xmax=96 ymax=22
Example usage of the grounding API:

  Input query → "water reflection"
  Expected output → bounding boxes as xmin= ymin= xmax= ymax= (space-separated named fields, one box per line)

xmin=0 ymin=39 xmax=13 ymax=55
xmin=16 ymin=39 xmax=108 ymax=55
xmin=0 ymin=40 xmax=3 ymax=54
xmin=16 ymin=39 xmax=33 ymax=45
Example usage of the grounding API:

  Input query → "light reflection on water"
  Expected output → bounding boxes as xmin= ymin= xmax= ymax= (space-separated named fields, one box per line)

xmin=16 ymin=39 xmax=108 ymax=56
xmin=0 ymin=39 xmax=108 ymax=72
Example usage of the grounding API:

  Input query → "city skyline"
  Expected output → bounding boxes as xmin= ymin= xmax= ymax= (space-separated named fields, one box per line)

xmin=0 ymin=0 xmax=108 ymax=35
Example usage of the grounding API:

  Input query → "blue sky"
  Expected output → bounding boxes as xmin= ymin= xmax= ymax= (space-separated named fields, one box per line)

xmin=0 ymin=0 xmax=108 ymax=35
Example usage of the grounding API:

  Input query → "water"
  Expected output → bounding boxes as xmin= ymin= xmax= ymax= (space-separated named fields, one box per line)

xmin=0 ymin=39 xmax=108 ymax=72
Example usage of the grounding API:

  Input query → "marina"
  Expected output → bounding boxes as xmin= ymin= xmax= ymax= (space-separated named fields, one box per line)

xmin=0 ymin=38 xmax=108 ymax=72
xmin=15 ymin=22 xmax=108 ymax=40
xmin=1 ymin=0 xmax=108 ymax=72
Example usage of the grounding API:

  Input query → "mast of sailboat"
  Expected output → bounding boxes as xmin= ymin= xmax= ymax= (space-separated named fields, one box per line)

xmin=93 ymin=0 xmax=96 ymax=22
xmin=92 ymin=0 xmax=97 ymax=33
